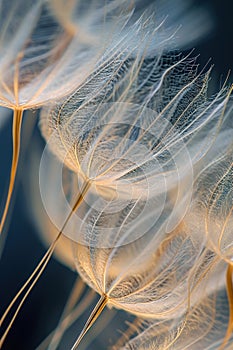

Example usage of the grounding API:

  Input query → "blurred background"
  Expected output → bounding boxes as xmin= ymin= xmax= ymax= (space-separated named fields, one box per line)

xmin=0 ymin=0 xmax=233 ymax=349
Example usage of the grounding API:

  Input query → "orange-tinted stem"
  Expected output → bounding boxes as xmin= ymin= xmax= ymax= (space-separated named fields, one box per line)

xmin=71 ymin=294 xmax=108 ymax=350
xmin=0 ymin=108 xmax=23 ymax=234
xmin=0 ymin=181 xmax=91 ymax=347
xmin=220 ymin=264 xmax=233 ymax=350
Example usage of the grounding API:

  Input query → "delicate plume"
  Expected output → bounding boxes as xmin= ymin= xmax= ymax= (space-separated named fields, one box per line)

xmin=40 ymin=51 xmax=229 ymax=178
xmin=1 ymin=0 xmax=209 ymax=109
xmin=119 ymin=289 xmax=232 ymax=350
xmin=72 ymin=203 xmax=225 ymax=317
xmin=40 ymin=50 xmax=230 ymax=244
xmin=49 ymin=0 xmax=213 ymax=53
xmin=0 ymin=0 xmax=155 ymax=238
xmin=0 ymin=2 xmax=230 ymax=349
xmin=0 ymin=0 xmax=135 ymax=109
xmin=67 ymin=196 xmax=226 ymax=348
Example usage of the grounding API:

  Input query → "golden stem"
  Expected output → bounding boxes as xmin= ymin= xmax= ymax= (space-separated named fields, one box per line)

xmin=71 ymin=294 xmax=108 ymax=350
xmin=0 ymin=108 xmax=23 ymax=234
xmin=0 ymin=181 xmax=91 ymax=347
xmin=220 ymin=264 xmax=233 ymax=350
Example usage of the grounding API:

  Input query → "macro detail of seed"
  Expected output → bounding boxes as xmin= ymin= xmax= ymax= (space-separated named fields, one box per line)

xmin=0 ymin=1 xmax=232 ymax=349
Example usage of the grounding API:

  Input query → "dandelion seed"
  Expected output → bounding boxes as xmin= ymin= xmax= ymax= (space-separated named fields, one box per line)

xmin=3 ymin=48 xmax=228 ymax=350
xmin=0 ymin=0 xmax=142 ymax=238
xmin=40 ymin=49 xmax=230 ymax=244
xmin=0 ymin=4 xmax=163 ymax=344
xmin=69 ymin=202 xmax=227 ymax=349
xmin=0 ymin=1 xmax=224 ymax=346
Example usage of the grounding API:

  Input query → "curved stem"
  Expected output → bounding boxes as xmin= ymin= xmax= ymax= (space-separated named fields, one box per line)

xmin=0 ymin=241 xmax=58 ymax=348
xmin=0 ymin=181 xmax=91 ymax=347
xmin=71 ymin=294 xmax=108 ymax=350
xmin=81 ymin=306 xmax=117 ymax=350
xmin=220 ymin=264 xmax=233 ymax=350
xmin=0 ymin=108 xmax=23 ymax=234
